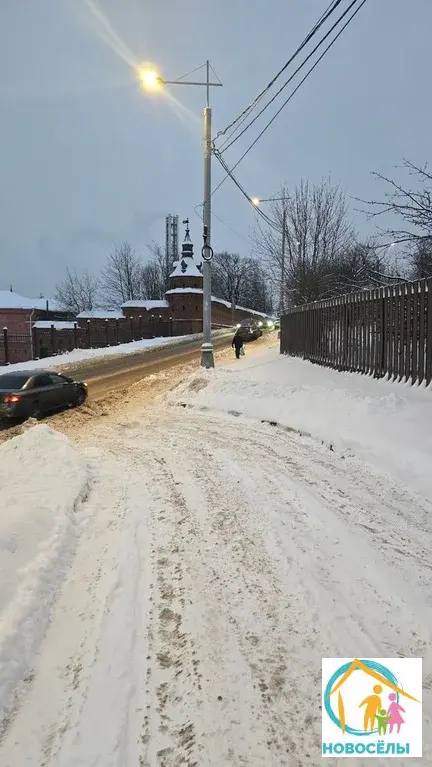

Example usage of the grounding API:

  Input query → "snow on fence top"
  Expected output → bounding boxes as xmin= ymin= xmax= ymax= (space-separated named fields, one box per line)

xmin=76 ymin=309 xmax=124 ymax=320
xmin=32 ymin=321 xmax=77 ymax=330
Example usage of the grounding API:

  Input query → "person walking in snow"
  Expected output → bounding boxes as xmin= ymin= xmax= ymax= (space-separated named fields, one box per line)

xmin=232 ymin=331 xmax=244 ymax=359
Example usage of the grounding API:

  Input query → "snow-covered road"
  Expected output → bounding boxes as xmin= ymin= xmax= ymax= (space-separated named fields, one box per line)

xmin=1 ymin=386 xmax=431 ymax=765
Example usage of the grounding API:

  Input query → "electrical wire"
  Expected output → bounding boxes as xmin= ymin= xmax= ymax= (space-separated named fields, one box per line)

xmin=215 ymin=0 xmax=346 ymax=145
xmin=217 ymin=0 xmax=342 ymax=151
xmin=171 ymin=62 xmax=208 ymax=83
xmin=211 ymin=211 xmax=253 ymax=244
xmin=214 ymin=152 xmax=279 ymax=230
xmin=211 ymin=0 xmax=368 ymax=200
xmin=194 ymin=203 xmax=253 ymax=244
xmin=220 ymin=0 xmax=363 ymax=154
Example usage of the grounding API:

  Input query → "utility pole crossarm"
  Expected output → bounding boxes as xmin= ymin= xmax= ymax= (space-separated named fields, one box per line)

xmin=161 ymin=80 xmax=222 ymax=87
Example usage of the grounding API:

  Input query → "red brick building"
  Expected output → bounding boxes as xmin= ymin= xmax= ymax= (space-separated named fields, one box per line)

xmin=0 ymin=290 xmax=73 ymax=364
xmin=122 ymin=222 xmax=268 ymax=336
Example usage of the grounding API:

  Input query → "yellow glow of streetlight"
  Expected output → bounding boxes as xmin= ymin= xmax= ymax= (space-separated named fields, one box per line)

xmin=251 ymin=197 xmax=260 ymax=206
xmin=138 ymin=67 xmax=163 ymax=91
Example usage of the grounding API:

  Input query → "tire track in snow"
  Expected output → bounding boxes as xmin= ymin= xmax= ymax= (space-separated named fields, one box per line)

xmin=1 ymin=403 xmax=431 ymax=766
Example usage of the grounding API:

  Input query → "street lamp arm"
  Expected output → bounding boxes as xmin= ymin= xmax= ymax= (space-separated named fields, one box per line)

xmin=160 ymin=79 xmax=223 ymax=87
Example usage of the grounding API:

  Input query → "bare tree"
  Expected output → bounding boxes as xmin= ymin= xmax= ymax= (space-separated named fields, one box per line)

xmin=55 ymin=267 xmax=99 ymax=314
xmin=212 ymin=252 xmax=250 ymax=305
xmin=147 ymin=240 xmax=172 ymax=293
xmin=253 ymin=179 xmax=354 ymax=306
xmin=407 ymin=236 xmax=432 ymax=279
xmin=210 ymin=251 xmax=272 ymax=313
xmin=361 ymin=160 xmax=432 ymax=245
xmin=138 ymin=261 xmax=165 ymax=299
xmin=101 ymin=242 xmax=141 ymax=306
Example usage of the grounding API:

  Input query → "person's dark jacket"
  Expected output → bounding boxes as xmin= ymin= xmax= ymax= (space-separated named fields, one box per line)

xmin=232 ymin=333 xmax=243 ymax=350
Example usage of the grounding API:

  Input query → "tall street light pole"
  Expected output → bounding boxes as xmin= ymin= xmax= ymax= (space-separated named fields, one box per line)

xmin=139 ymin=62 xmax=222 ymax=369
xmin=252 ymin=196 xmax=290 ymax=316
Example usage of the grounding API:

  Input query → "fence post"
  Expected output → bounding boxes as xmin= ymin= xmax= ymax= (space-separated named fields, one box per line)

xmin=426 ymin=278 xmax=432 ymax=386
xmin=73 ymin=322 xmax=78 ymax=349
xmin=116 ymin=319 xmax=119 ymax=345
xmin=139 ymin=314 xmax=143 ymax=339
xmin=87 ymin=319 xmax=91 ymax=348
xmin=411 ymin=280 xmax=419 ymax=384
xmin=378 ymin=287 xmax=385 ymax=378
xmin=405 ymin=282 xmax=413 ymax=382
xmin=105 ymin=318 xmax=109 ymax=347
xmin=150 ymin=314 xmax=155 ymax=338
xmin=169 ymin=316 xmax=173 ymax=336
xmin=418 ymin=280 xmax=426 ymax=386
xmin=50 ymin=324 xmax=56 ymax=356
xmin=32 ymin=326 xmax=37 ymax=360
xmin=3 ymin=327 xmax=9 ymax=364
xmin=129 ymin=316 xmax=134 ymax=341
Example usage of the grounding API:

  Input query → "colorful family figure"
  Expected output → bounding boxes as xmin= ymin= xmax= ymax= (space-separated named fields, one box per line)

xmin=376 ymin=709 xmax=390 ymax=735
xmin=359 ymin=685 xmax=383 ymax=731
xmin=387 ymin=693 xmax=405 ymax=735
xmin=359 ymin=686 xmax=405 ymax=734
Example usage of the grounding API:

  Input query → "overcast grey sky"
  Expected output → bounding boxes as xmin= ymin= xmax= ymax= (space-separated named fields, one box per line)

xmin=1 ymin=0 xmax=431 ymax=298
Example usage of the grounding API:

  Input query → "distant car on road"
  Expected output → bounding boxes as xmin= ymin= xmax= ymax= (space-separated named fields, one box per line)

xmin=236 ymin=320 xmax=263 ymax=342
xmin=0 ymin=370 xmax=88 ymax=422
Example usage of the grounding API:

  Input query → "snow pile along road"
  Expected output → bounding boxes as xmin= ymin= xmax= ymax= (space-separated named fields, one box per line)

xmin=173 ymin=347 xmax=432 ymax=501
xmin=2 ymin=334 xmax=199 ymax=374
xmin=0 ymin=425 xmax=90 ymax=734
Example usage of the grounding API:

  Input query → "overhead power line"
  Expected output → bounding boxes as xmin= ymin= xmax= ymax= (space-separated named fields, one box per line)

xmin=211 ymin=0 xmax=368 ymax=200
xmin=220 ymin=0 xmax=364 ymax=154
xmin=213 ymin=152 xmax=279 ymax=231
xmin=216 ymin=0 xmax=346 ymax=147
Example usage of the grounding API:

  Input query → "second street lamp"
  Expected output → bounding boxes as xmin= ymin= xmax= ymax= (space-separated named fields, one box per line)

xmin=253 ymin=196 xmax=290 ymax=316
xmin=139 ymin=61 xmax=222 ymax=369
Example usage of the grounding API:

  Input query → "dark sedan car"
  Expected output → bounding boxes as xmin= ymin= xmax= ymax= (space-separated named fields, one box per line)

xmin=0 ymin=370 xmax=87 ymax=421
xmin=236 ymin=321 xmax=263 ymax=342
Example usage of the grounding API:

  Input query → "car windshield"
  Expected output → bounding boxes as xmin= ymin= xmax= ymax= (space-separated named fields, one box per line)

xmin=0 ymin=373 xmax=31 ymax=390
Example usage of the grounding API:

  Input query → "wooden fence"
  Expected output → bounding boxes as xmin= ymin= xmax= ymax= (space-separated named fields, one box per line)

xmin=280 ymin=278 xmax=432 ymax=386
xmin=0 ymin=318 xmax=173 ymax=365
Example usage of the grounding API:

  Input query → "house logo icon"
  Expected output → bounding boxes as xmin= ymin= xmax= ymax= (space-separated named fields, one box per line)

xmin=321 ymin=658 xmax=422 ymax=758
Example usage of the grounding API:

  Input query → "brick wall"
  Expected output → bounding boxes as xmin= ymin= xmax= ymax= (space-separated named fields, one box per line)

xmin=166 ymin=292 xmax=265 ymax=329
xmin=124 ymin=307 xmax=171 ymax=324
xmin=0 ymin=309 xmax=32 ymax=334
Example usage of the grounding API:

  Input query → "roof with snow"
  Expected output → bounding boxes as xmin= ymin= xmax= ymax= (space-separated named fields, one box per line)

xmin=120 ymin=300 xmax=169 ymax=310
xmin=169 ymin=220 xmax=203 ymax=280
xmin=77 ymin=309 xmax=124 ymax=319
xmin=0 ymin=290 xmax=63 ymax=311
xmin=165 ymin=288 xmax=268 ymax=318
xmin=33 ymin=321 xmax=77 ymax=330
xmin=169 ymin=259 xmax=203 ymax=279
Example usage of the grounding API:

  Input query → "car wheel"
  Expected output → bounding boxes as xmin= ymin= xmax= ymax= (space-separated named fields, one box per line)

xmin=75 ymin=388 xmax=87 ymax=407
xmin=32 ymin=405 xmax=42 ymax=421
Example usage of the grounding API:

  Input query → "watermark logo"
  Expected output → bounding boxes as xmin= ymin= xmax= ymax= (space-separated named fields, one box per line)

xmin=322 ymin=658 xmax=422 ymax=757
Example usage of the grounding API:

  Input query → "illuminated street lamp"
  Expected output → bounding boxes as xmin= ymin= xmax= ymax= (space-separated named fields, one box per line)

xmin=139 ymin=62 xmax=223 ymax=369
xmin=253 ymin=195 xmax=291 ymax=315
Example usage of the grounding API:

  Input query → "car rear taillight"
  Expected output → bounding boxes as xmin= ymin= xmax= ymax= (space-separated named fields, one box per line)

xmin=3 ymin=395 xmax=20 ymax=404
